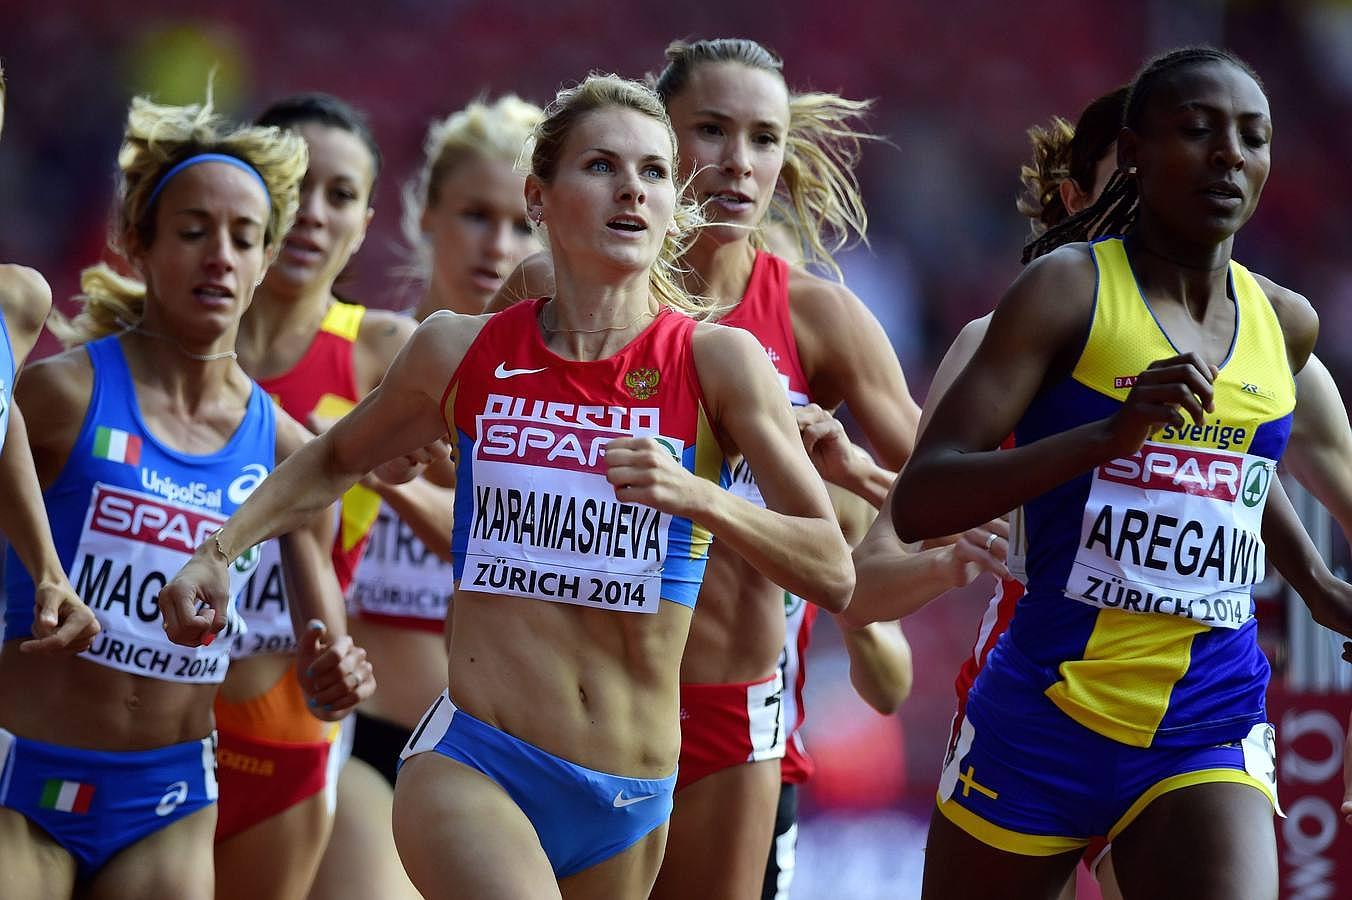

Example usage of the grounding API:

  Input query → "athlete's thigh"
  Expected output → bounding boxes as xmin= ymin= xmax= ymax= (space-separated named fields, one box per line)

xmin=84 ymin=803 xmax=216 ymax=900
xmin=921 ymin=805 xmax=1081 ymax=900
xmin=650 ymin=759 xmax=780 ymax=900
xmin=559 ymin=822 xmax=667 ymax=900
xmin=392 ymin=751 xmax=560 ymax=900
xmin=216 ymin=789 xmax=332 ymax=900
xmin=308 ymin=758 xmax=419 ymax=900
xmin=1110 ymin=781 xmax=1275 ymax=900
xmin=0 ymin=807 xmax=76 ymax=900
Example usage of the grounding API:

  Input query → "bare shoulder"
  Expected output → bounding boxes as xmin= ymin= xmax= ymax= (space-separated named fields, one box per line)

xmin=358 ymin=307 xmax=418 ymax=364
xmin=691 ymin=320 xmax=777 ymax=409
xmin=785 ymin=265 xmax=867 ymax=323
xmin=0 ymin=264 xmax=54 ymax=341
xmin=1248 ymin=270 xmax=1318 ymax=353
xmin=410 ymin=309 xmax=493 ymax=372
xmin=989 ymin=243 xmax=1097 ymax=334
xmin=15 ymin=345 xmax=94 ymax=453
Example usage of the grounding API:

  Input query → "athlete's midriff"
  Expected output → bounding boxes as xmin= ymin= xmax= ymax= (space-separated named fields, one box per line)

xmin=446 ymin=587 xmax=688 ymax=777
xmin=0 ymin=646 xmax=216 ymax=750
xmin=680 ymin=549 xmax=787 ymax=684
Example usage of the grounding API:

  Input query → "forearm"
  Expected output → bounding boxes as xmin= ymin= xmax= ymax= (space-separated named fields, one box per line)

xmin=371 ymin=476 xmax=454 ymax=562
xmin=841 ymin=620 xmax=912 ymax=714
xmin=216 ymin=432 xmax=361 ymax=562
xmin=838 ymin=450 xmax=894 ymax=509
xmin=894 ymin=419 xmax=1117 ymax=541
xmin=0 ymin=408 xmax=65 ymax=582
xmin=694 ymin=484 xmax=853 ymax=612
xmin=844 ymin=540 xmax=965 ymax=628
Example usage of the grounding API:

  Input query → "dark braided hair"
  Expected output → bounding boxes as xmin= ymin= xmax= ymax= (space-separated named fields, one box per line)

xmin=1021 ymin=47 xmax=1265 ymax=263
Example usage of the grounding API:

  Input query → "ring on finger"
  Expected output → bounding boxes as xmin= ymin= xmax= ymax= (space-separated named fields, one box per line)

xmin=984 ymin=532 xmax=998 ymax=552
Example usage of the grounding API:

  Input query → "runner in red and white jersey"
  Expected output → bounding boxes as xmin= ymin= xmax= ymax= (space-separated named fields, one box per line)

xmin=311 ymin=95 xmax=543 ymax=900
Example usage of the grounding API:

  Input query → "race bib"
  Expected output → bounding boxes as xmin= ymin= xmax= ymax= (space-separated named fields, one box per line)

xmin=1065 ymin=442 xmax=1273 ymax=630
xmin=350 ymin=502 xmax=454 ymax=622
xmin=231 ymin=539 xmax=296 ymax=659
xmin=72 ymin=482 xmax=256 ymax=682
xmin=461 ymin=395 xmax=674 ymax=614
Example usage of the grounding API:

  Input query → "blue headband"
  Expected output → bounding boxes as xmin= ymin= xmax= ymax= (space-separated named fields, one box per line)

xmin=145 ymin=153 xmax=271 ymax=211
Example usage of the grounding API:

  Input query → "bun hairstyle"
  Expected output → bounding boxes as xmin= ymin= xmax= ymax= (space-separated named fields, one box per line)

xmin=1017 ymin=87 xmax=1128 ymax=235
xmin=654 ymin=37 xmax=877 ymax=281
xmin=51 ymin=93 xmax=307 ymax=345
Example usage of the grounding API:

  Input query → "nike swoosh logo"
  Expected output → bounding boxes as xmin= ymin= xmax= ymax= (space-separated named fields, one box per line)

xmin=494 ymin=363 xmax=547 ymax=379
xmin=612 ymin=791 xmax=658 ymax=808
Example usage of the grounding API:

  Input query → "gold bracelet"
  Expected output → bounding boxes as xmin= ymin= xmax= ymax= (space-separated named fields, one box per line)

xmin=207 ymin=531 xmax=232 ymax=565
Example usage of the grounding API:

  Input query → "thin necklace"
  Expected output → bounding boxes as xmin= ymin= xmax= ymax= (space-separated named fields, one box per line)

xmin=540 ymin=300 xmax=657 ymax=335
xmin=117 ymin=318 xmax=238 ymax=362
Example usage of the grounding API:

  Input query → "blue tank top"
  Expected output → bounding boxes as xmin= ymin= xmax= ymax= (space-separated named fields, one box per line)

xmin=4 ymin=337 xmax=275 ymax=684
xmin=0 ymin=304 xmax=15 ymax=454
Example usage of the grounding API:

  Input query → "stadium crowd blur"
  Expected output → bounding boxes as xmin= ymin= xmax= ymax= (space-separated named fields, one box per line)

xmin=3 ymin=1 xmax=1351 ymax=896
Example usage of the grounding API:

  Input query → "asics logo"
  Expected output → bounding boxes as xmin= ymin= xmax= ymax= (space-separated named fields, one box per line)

xmin=494 ymin=363 xmax=547 ymax=379
xmin=612 ymin=790 xmax=658 ymax=808
xmin=228 ymin=463 xmax=270 ymax=505
xmin=156 ymin=780 xmax=189 ymax=817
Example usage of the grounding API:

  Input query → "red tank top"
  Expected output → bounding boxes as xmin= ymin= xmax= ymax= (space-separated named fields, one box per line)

xmin=444 ymin=299 xmax=727 ymax=612
xmin=715 ymin=252 xmax=823 ymax=782
xmin=719 ymin=251 xmax=811 ymax=407
xmin=257 ymin=301 xmax=376 ymax=593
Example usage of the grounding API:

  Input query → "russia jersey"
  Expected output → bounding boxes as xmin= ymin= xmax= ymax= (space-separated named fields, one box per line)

xmin=0 ymin=305 xmax=14 ymax=454
xmin=4 ymin=337 xmax=275 ymax=683
xmin=258 ymin=301 xmax=376 ymax=594
xmin=991 ymin=237 xmax=1295 ymax=749
xmin=446 ymin=300 xmax=728 ymax=612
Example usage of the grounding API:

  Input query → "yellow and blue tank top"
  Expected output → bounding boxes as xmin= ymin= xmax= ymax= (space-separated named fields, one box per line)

xmin=4 ymin=337 xmax=275 ymax=683
xmin=0 ymin=306 xmax=14 ymax=453
xmin=1006 ymin=237 xmax=1294 ymax=749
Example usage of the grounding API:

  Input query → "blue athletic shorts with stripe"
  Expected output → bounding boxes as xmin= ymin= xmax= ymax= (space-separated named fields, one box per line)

xmin=0 ymin=727 xmax=218 ymax=878
xmin=400 ymin=690 xmax=677 ymax=878
xmin=936 ymin=639 xmax=1281 ymax=856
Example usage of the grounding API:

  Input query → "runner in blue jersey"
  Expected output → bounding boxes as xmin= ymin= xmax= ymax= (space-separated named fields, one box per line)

xmin=893 ymin=48 xmax=1352 ymax=900
xmin=0 ymin=94 xmax=373 ymax=899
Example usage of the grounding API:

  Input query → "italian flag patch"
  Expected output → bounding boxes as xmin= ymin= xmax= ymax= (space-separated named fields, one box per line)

xmin=92 ymin=426 xmax=142 ymax=466
xmin=40 ymin=779 xmax=94 ymax=814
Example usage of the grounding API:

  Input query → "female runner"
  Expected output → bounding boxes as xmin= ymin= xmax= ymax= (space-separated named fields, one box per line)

xmin=490 ymin=40 xmax=919 ymax=898
xmin=892 ymin=48 xmax=1352 ymax=900
xmin=0 ymin=94 xmax=370 ymax=899
xmin=213 ymin=92 xmax=400 ymax=900
xmin=159 ymin=73 xmax=852 ymax=900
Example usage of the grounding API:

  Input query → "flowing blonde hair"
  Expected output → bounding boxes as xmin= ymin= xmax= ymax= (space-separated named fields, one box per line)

xmin=654 ymin=38 xmax=876 ymax=281
xmin=400 ymin=94 xmax=543 ymax=282
xmin=51 ymin=93 xmax=307 ymax=346
xmin=528 ymin=74 xmax=712 ymax=319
